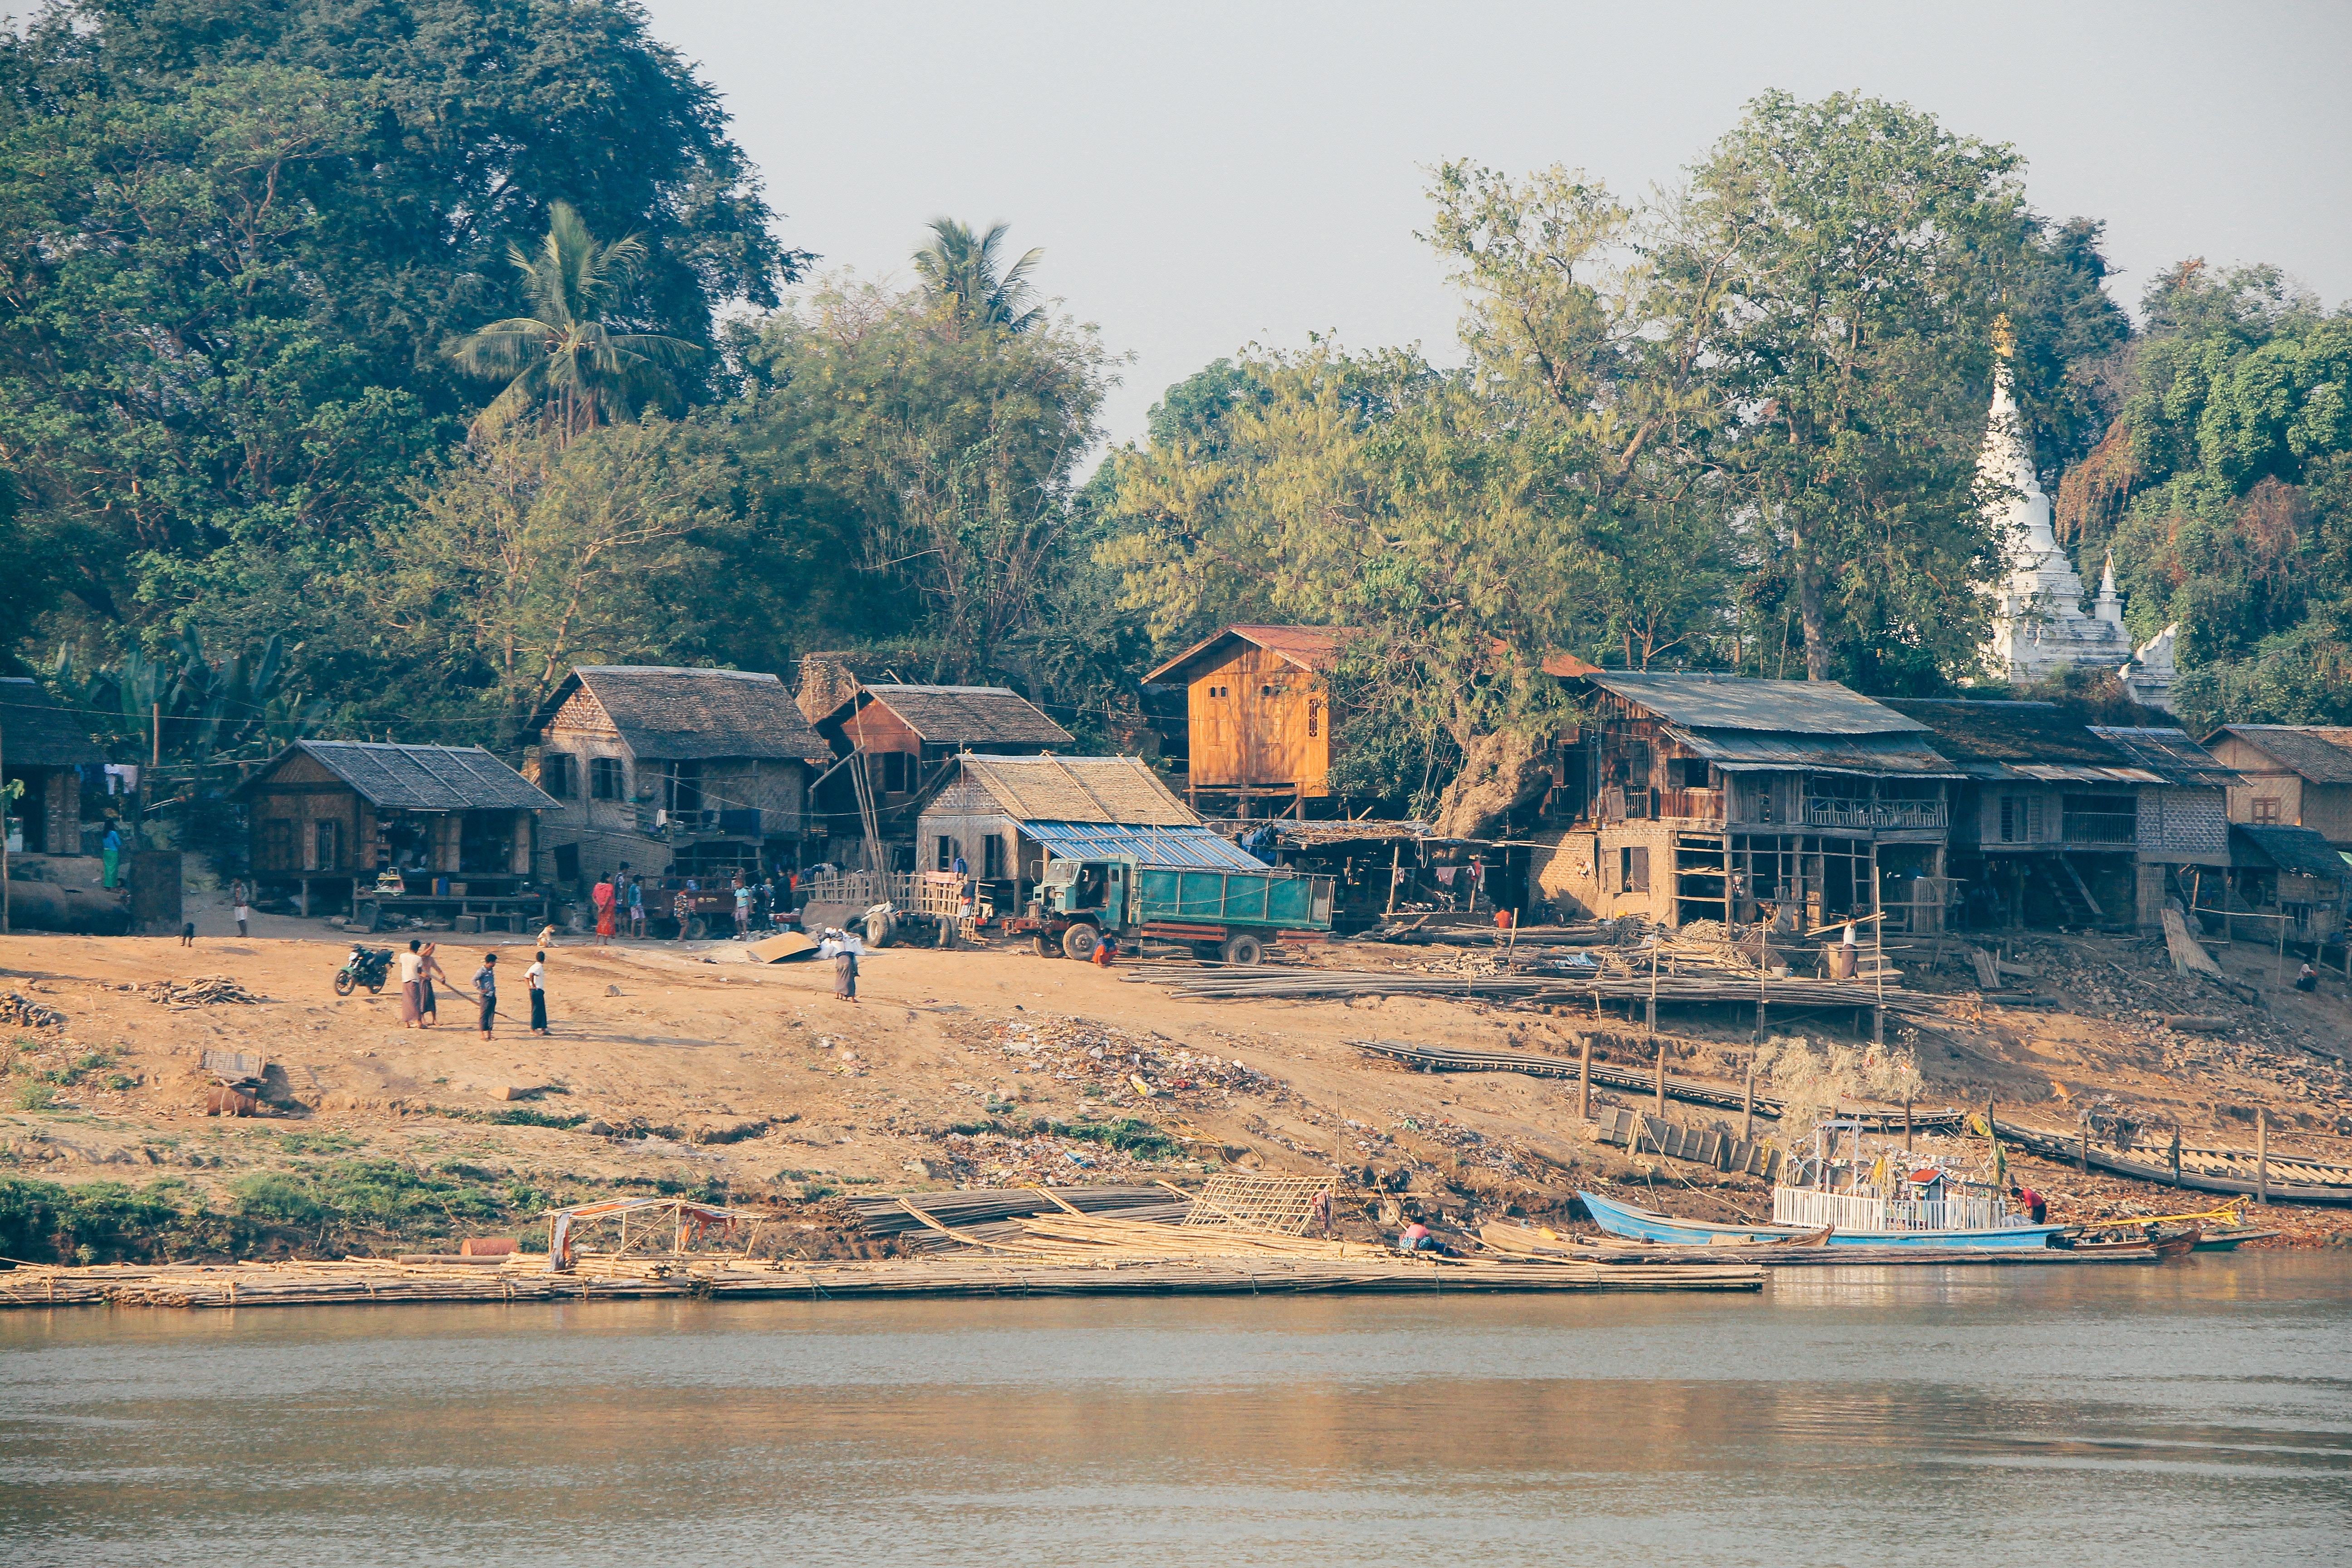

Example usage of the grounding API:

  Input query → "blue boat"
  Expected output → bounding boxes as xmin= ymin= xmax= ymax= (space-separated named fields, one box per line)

xmin=1577 ymin=1188 xmax=2067 ymax=1250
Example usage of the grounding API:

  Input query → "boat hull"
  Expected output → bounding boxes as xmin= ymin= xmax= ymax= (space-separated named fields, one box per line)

xmin=1578 ymin=1190 xmax=2065 ymax=1250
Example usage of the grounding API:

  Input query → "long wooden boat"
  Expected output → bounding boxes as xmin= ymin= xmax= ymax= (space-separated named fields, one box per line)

xmin=2192 ymin=1227 xmax=2281 ymax=1251
xmin=1578 ymin=1189 xmax=2068 ymax=1250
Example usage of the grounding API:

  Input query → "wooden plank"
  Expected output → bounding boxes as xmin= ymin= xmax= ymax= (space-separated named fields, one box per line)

xmin=2162 ymin=908 xmax=2225 ymax=978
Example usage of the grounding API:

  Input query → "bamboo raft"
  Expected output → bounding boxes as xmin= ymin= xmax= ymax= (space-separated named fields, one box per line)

xmin=0 ymin=1247 xmax=1761 ymax=1310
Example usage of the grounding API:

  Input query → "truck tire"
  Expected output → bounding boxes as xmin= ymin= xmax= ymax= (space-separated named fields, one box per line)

xmin=935 ymin=916 xmax=958 ymax=950
xmin=865 ymin=912 xmax=897 ymax=948
xmin=685 ymin=915 xmax=709 ymax=941
xmin=1220 ymin=932 xmax=1266 ymax=966
xmin=1033 ymin=934 xmax=1061 ymax=958
xmin=1062 ymin=922 xmax=1102 ymax=961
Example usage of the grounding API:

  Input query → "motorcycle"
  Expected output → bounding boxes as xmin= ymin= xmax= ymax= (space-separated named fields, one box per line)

xmin=334 ymin=944 xmax=393 ymax=996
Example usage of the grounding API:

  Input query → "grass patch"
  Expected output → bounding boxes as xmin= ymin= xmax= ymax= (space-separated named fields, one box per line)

xmin=412 ymin=1105 xmax=588 ymax=1131
xmin=1043 ymin=1117 xmax=1181 ymax=1160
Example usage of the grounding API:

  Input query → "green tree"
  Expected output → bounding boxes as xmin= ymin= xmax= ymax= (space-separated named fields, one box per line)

xmin=445 ymin=202 xmax=703 ymax=443
xmin=911 ymin=219 xmax=1046 ymax=335
xmin=0 ymin=0 xmax=797 ymax=703
xmin=740 ymin=272 xmax=1118 ymax=697
xmin=1661 ymin=90 xmax=2028 ymax=685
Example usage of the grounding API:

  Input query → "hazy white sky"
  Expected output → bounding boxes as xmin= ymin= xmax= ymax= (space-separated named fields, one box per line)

xmin=644 ymin=0 xmax=2352 ymax=447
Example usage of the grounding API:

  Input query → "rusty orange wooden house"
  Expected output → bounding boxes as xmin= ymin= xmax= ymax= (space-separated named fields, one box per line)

xmin=1144 ymin=625 xmax=1355 ymax=816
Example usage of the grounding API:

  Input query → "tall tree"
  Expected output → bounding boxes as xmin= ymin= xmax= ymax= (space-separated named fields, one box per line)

xmin=445 ymin=202 xmax=702 ymax=444
xmin=911 ymin=219 xmax=1046 ymax=335
xmin=1661 ymin=90 xmax=2026 ymax=685
xmin=0 ymin=0 xmax=797 ymax=698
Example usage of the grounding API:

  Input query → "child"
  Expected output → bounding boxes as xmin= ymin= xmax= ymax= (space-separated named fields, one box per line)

xmin=527 ymin=951 xmax=548 ymax=1035
xmin=474 ymin=951 xmax=498 ymax=1039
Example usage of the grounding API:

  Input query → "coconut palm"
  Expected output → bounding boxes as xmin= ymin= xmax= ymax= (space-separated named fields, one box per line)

xmin=911 ymin=218 xmax=1045 ymax=333
xmin=446 ymin=201 xmax=702 ymax=442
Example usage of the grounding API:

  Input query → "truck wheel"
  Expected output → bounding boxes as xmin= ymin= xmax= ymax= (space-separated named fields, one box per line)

xmin=685 ymin=916 xmax=709 ymax=940
xmin=1033 ymin=934 xmax=1060 ymax=958
xmin=1220 ymin=933 xmax=1266 ymax=966
xmin=1062 ymin=922 xmax=1102 ymax=961
xmin=865 ymin=912 xmax=897 ymax=948
xmin=333 ymin=969 xmax=356 ymax=997
xmin=935 ymin=917 xmax=957 ymax=950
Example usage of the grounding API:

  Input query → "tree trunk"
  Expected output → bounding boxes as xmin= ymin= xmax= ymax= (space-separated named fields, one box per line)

xmin=1434 ymin=728 xmax=1552 ymax=841
xmin=1790 ymin=517 xmax=1832 ymax=681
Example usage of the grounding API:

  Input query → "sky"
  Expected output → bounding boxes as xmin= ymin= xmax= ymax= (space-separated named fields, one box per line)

xmin=643 ymin=0 xmax=2352 ymax=449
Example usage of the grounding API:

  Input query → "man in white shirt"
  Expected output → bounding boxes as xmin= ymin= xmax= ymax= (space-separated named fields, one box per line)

xmin=397 ymin=940 xmax=424 ymax=1028
xmin=526 ymin=951 xmax=548 ymax=1035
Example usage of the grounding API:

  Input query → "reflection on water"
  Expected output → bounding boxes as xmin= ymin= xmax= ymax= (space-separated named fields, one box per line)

xmin=1 ymin=1256 xmax=2346 ymax=1566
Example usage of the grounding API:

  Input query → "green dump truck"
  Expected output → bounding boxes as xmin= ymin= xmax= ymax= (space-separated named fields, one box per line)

xmin=1005 ymin=854 xmax=1335 ymax=965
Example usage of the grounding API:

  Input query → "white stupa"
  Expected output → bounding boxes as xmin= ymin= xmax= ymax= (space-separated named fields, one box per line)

xmin=1979 ymin=355 xmax=2130 ymax=681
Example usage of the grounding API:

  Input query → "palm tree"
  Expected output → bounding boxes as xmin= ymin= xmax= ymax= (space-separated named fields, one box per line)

xmin=446 ymin=201 xmax=702 ymax=443
xmin=911 ymin=218 xmax=1045 ymax=333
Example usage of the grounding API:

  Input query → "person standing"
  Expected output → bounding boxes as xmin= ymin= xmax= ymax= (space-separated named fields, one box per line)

xmin=418 ymin=942 xmax=450 ymax=1027
xmin=818 ymin=927 xmax=861 ymax=1003
xmin=397 ymin=939 xmax=424 ymax=1028
xmin=230 ymin=877 xmax=251 ymax=938
xmin=733 ymin=876 xmax=751 ymax=940
xmin=101 ymin=821 xmax=122 ymax=889
xmin=526 ymin=950 xmax=548 ymax=1036
xmin=473 ymin=951 xmax=498 ymax=1039
xmin=627 ymin=876 xmax=646 ymax=939
xmin=591 ymin=874 xmax=616 ymax=946
xmin=672 ymin=887 xmax=693 ymax=943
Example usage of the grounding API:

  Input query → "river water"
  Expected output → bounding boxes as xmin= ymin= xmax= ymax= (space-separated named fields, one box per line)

xmin=1 ymin=1254 xmax=2346 ymax=1567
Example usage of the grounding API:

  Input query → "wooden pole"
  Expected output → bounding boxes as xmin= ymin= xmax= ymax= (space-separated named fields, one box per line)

xmin=2256 ymin=1108 xmax=2269 ymax=1205
xmin=1740 ymin=1058 xmax=1754 ymax=1144
xmin=1646 ymin=941 xmax=1659 ymax=1038
xmin=2078 ymin=1123 xmax=2088 ymax=1174
xmin=1578 ymin=1033 xmax=1592 ymax=1122
xmin=1654 ymin=1040 xmax=1666 ymax=1117
xmin=1903 ymin=1098 xmax=1913 ymax=1153
xmin=1384 ymin=842 xmax=1401 ymax=916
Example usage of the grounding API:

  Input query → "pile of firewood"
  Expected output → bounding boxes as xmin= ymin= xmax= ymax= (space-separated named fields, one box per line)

xmin=143 ymin=974 xmax=264 ymax=1008
xmin=0 ymin=992 xmax=66 ymax=1028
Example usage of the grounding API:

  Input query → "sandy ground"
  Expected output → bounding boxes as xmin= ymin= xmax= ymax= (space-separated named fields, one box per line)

xmin=4 ymin=906 xmax=2350 ymax=1245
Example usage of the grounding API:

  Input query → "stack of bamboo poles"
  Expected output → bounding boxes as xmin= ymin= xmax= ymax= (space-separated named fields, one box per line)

xmin=1131 ymin=965 xmax=1940 ymax=1017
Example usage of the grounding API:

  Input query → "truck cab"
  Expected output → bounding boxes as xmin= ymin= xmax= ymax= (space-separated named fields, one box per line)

xmin=1040 ymin=855 xmax=1132 ymax=924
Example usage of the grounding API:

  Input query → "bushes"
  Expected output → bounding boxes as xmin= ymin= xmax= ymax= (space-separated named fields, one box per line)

xmin=0 ymin=1176 xmax=199 ymax=1264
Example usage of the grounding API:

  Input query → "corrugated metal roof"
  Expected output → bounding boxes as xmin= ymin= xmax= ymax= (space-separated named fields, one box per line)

xmin=2231 ymin=824 xmax=2350 ymax=880
xmin=1589 ymin=672 xmax=1929 ymax=735
xmin=1143 ymin=624 xmax=1358 ymax=684
xmin=2087 ymin=727 xmax=2240 ymax=788
xmin=0 ymin=679 xmax=105 ymax=769
xmin=1880 ymin=698 xmax=2128 ymax=766
xmin=1664 ymin=726 xmax=1961 ymax=778
xmin=2008 ymin=764 xmax=2166 ymax=784
xmin=2210 ymin=725 xmax=2352 ymax=784
xmin=1022 ymin=821 xmax=1266 ymax=870
xmin=239 ymin=742 xmax=559 ymax=812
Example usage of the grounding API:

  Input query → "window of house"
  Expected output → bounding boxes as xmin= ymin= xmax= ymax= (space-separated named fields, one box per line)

xmin=1621 ymin=845 xmax=1650 ymax=893
xmin=937 ymin=835 xmax=955 ymax=872
xmin=1307 ymin=698 xmax=1322 ymax=738
xmin=552 ymin=843 xmax=581 ymax=883
xmin=1671 ymin=758 xmax=1711 ymax=789
xmin=2251 ymin=797 xmax=2282 ymax=824
xmin=314 ymin=819 xmax=342 ymax=871
xmin=589 ymin=758 xmax=622 ymax=800
xmin=540 ymin=753 xmax=575 ymax=798
xmin=880 ymin=751 xmax=909 ymax=793
xmin=260 ymin=818 xmax=293 ymax=871
xmin=983 ymin=834 xmax=1005 ymax=879
xmin=1999 ymin=794 xmax=2043 ymax=843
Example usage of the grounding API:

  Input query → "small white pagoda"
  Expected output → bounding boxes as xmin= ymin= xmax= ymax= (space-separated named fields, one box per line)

xmin=1977 ymin=323 xmax=2177 ymax=710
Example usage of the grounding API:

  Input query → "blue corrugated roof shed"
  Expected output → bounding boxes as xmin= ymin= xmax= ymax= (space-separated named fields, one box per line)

xmin=1023 ymin=821 xmax=1264 ymax=870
